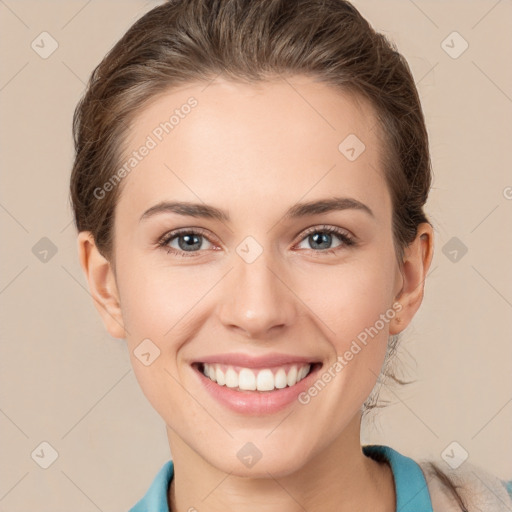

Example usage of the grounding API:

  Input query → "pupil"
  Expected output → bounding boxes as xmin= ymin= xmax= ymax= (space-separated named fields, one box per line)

xmin=311 ymin=232 xmax=331 ymax=249
xmin=179 ymin=234 xmax=201 ymax=251
xmin=176 ymin=232 xmax=333 ymax=252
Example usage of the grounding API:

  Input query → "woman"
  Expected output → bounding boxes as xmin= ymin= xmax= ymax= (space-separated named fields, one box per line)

xmin=70 ymin=1 xmax=512 ymax=510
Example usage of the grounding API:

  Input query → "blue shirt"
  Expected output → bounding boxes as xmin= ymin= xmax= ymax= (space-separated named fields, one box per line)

xmin=129 ymin=444 xmax=437 ymax=512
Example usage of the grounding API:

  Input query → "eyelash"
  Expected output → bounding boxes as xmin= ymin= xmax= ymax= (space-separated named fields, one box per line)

xmin=156 ymin=225 xmax=356 ymax=258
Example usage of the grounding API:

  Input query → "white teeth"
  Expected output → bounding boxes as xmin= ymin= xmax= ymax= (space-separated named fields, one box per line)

xmin=256 ymin=369 xmax=274 ymax=391
xmin=287 ymin=366 xmax=298 ymax=386
xmin=274 ymin=368 xmax=288 ymax=389
xmin=201 ymin=363 xmax=312 ymax=391
xmin=238 ymin=368 xmax=257 ymax=390
xmin=216 ymin=367 xmax=226 ymax=386
xmin=225 ymin=367 xmax=238 ymax=388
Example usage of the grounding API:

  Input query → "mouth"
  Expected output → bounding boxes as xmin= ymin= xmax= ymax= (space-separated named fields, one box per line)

xmin=192 ymin=361 xmax=323 ymax=393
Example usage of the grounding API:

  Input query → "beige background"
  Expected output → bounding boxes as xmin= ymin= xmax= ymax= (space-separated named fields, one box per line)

xmin=1 ymin=0 xmax=511 ymax=510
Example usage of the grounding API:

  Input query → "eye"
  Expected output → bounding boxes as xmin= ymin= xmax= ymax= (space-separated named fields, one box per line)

xmin=157 ymin=227 xmax=217 ymax=257
xmin=157 ymin=224 xmax=356 ymax=258
xmin=295 ymin=225 xmax=355 ymax=254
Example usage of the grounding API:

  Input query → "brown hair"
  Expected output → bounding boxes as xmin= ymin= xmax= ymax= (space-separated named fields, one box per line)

xmin=71 ymin=0 xmax=430 ymax=264
xmin=70 ymin=0 xmax=467 ymax=508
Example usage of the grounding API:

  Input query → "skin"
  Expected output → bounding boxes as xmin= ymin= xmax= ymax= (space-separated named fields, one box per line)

xmin=78 ymin=75 xmax=433 ymax=512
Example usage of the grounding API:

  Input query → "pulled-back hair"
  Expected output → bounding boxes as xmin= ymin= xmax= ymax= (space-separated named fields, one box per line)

xmin=70 ymin=0 xmax=431 ymax=264
xmin=70 ymin=1 xmax=468 ymax=508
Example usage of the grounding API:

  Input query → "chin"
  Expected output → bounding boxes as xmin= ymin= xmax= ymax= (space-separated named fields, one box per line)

xmin=206 ymin=441 xmax=312 ymax=479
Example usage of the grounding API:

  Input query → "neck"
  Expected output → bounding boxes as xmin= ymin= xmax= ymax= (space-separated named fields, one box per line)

xmin=166 ymin=414 xmax=396 ymax=512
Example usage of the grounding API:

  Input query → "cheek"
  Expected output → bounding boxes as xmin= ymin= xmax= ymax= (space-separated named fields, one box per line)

xmin=119 ymin=241 xmax=398 ymax=354
xmin=119 ymin=263 xmax=196 ymax=415
xmin=294 ymin=262 xmax=397 ymax=411
xmin=298 ymin=258 xmax=396 ymax=338
xmin=118 ymin=255 xmax=208 ymax=346
xmin=294 ymin=253 xmax=398 ymax=394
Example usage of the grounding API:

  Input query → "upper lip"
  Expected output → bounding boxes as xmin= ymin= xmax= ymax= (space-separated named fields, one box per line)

xmin=193 ymin=352 xmax=322 ymax=368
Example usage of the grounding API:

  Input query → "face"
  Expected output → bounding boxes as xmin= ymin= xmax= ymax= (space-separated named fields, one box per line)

xmin=95 ymin=76 xmax=408 ymax=477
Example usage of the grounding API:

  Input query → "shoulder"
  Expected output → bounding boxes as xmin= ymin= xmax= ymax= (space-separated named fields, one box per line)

xmin=417 ymin=458 xmax=512 ymax=512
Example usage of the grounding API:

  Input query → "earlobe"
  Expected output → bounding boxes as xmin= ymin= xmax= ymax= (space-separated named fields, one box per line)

xmin=77 ymin=232 xmax=126 ymax=339
xmin=389 ymin=223 xmax=434 ymax=335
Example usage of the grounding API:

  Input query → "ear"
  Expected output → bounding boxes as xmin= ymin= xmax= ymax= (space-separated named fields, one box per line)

xmin=389 ymin=223 xmax=434 ymax=335
xmin=77 ymin=231 xmax=126 ymax=339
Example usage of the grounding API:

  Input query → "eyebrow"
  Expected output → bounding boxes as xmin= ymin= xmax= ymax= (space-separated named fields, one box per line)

xmin=139 ymin=196 xmax=374 ymax=223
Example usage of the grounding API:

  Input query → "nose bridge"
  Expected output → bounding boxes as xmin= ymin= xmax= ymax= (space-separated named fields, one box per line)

xmin=217 ymin=239 xmax=297 ymax=337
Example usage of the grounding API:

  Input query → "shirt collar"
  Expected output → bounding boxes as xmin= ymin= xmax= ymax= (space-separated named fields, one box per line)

xmin=130 ymin=445 xmax=433 ymax=512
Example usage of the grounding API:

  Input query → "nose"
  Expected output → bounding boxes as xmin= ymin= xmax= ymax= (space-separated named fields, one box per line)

xmin=216 ymin=247 xmax=298 ymax=339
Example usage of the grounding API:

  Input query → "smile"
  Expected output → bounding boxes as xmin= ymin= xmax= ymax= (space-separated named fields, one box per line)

xmin=199 ymin=362 xmax=313 ymax=392
xmin=191 ymin=353 xmax=323 ymax=414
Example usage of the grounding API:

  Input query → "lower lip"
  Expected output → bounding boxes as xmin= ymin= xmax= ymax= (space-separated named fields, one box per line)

xmin=193 ymin=363 xmax=322 ymax=415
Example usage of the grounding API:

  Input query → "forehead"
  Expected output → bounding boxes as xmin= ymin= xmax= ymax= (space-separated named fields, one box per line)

xmin=116 ymin=75 xmax=389 ymax=223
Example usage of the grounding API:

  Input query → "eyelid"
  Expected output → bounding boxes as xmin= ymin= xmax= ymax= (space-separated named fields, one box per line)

xmin=156 ymin=226 xmax=221 ymax=259
xmin=291 ymin=224 xmax=356 ymax=253
xmin=157 ymin=223 xmax=356 ymax=257
xmin=294 ymin=224 xmax=354 ymax=243
xmin=157 ymin=226 xmax=218 ymax=246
